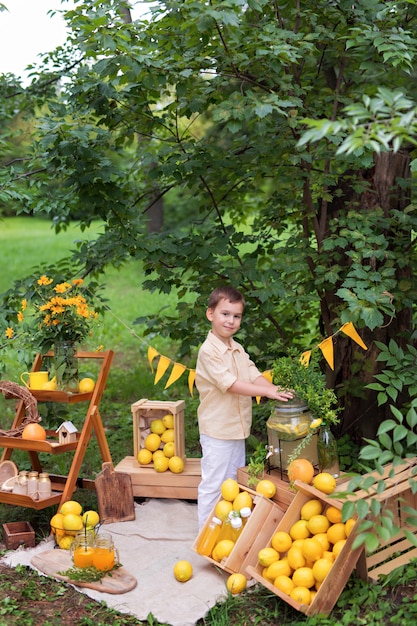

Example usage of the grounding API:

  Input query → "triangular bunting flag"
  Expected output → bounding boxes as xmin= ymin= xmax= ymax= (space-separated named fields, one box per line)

xmin=154 ymin=355 xmax=171 ymax=385
xmin=147 ymin=346 xmax=159 ymax=372
xmin=340 ymin=322 xmax=368 ymax=350
xmin=262 ymin=370 xmax=273 ymax=383
xmin=318 ymin=337 xmax=334 ymax=370
xmin=165 ymin=362 xmax=187 ymax=389
xmin=300 ymin=350 xmax=312 ymax=366
xmin=188 ymin=369 xmax=196 ymax=396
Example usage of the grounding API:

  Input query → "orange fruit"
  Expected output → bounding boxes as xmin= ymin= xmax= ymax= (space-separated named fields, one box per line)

xmin=22 ymin=423 xmax=47 ymax=440
xmin=313 ymin=472 xmax=336 ymax=494
xmin=287 ymin=459 xmax=314 ymax=484
xmin=325 ymin=506 xmax=342 ymax=524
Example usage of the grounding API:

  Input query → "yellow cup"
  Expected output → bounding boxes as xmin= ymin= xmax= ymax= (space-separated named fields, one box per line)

xmin=20 ymin=371 xmax=49 ymax=390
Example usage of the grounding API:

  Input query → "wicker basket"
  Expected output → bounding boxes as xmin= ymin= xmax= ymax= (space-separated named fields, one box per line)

xmin=0 ymin=381 xmax=42 ymax=437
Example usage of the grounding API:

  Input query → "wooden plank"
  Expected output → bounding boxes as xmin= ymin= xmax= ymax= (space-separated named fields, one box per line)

xmin=368 ymin=547 xmax=417 ymax=581
xmin=95 ymin=462 xmax=135 ymax=524
xmin=236 ymin=466 xmax=296 ymax=509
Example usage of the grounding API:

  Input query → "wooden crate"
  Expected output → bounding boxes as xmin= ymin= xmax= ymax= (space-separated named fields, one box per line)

xmin=115 ymin=456 xmax=201 ymax=500
xmin=246 ymin=481 xmax=363 ymax=616
xmin=132 ymin=398 xmax=185 ymax=461
xmin=237 ymin=465 xmax=296 ymax=510
xmin=192 ymin=484 xmax=286 ymax=578
xmin=2 ymin=521 xmax=36 ymax=550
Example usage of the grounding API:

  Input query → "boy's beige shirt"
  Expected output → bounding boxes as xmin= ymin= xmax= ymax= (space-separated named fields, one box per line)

xmin=196 ymin=330 xmax=262 ymax=439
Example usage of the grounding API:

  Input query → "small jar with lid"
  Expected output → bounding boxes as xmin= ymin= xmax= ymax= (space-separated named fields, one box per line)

xmin=12 ymin=470 xmax=29 ymax=495
xmin=27 ymin=471 xmax=39 ymax=500
xmin=38 ymin=472 xmax=52 ymax=499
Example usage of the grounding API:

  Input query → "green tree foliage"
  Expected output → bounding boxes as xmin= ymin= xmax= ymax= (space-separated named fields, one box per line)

xmin=2 ymin=0 xmax=417 ymax=436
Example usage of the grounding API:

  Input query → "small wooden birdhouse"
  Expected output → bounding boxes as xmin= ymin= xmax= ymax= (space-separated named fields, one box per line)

xmin=56 ymin=421 xmax=78 ymax=444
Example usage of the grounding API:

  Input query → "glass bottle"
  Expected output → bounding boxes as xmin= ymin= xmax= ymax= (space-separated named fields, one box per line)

xmin=197 ymin=516 xmax=222 ymax=556
xmin=240 ymin=507 xmax=252 ymax=526
xmin=230 ymin=516 xmax=243 ymax=542
xmin=217 ymin=517 xmax=233 ymax=543
xmin=38 ymin=473 xmax=52 ymax=499
xmin=317 ymin=424 xmax=340 ymax=478
xmin=27 ymin=471 xmax=39 ymax=500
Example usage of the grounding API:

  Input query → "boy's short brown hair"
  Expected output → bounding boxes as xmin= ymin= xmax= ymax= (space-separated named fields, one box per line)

xmin=208 ymin=286 xmax=246 ymax=310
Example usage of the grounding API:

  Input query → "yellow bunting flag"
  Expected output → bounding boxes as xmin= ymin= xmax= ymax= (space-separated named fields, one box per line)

xmin=318 ymin=337 xmax=334 ymax=370
xmin=154 ymin=355 xmax=171 ymax=385
xmin=262 ymin=370 xmax=273 ymax=383
xmin=147 ymin=346 xmax=159 ymax=372
xmin=299 ymin=350 xmax=312 ymax=366
xmin=165 ymin=362 xmax=187 ymax=389
xmin=340 ymin=322 xmax=368 ymax=350
xmin=188 ymin=369 xmax=196 ymax=397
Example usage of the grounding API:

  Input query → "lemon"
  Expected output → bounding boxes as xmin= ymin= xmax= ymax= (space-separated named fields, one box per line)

xmin=78 ymin=377 xmax=95 ymax=393
xmin=301 ymin=538 xmax=323 ymax=562
xmin=161 ymin=428 xmax=175 ymax=443
xmin=307 ymin=514 xmax=330 ymax=535
xmin=258 ymin=547 xmax=279 ymax=567
xmin=312 ymin=557 xmax=333 ymax=582
xmin=345 ymin=518 xmax=356 ymax=537
xmin=325 ymin=506 xmax=342 ymax=524
xmin=287 ymin=545 xmax=306 ymax=570
xmin=221 ymin=478 xmax=240 ymax=502
xmin=271 ymin=531 xmax=292 ymax=554
xmin=169 ymin=456 xmax=185 ymax=473
xmin=215 ymin=499 xmax=234 ymax=521
xmin=232 ymin=490 xmax=253 ymax=512
xmin=154 ymin=455 xmax=170 ymax=472
xmin=292 ymin=566 xmax=315 ymax=589
xmin=173 ymin=560 xmax=193 ymax=582
xmin=332 ymin=539 xmax=346 ymax=557
xmin=290 ymin=586 xmax=311 ymax=605
xmin=289 ymin=519 xmax=310 ymax=540
xmin=50 ymin=513 xmax=65 ymax=532
xmin=60 ymin=500 xmax=82 ymax=516
xmin=312 ymin=472 xmax=337 ymax=494
xmin=145 ymin=433 xmax=161 ymax=452
xmin=211 ymin=539 xmax=235 ymax=561
xmin=163 ymin=441 xmax=175 ymax=458
xmin=273 ymin=574 xmax=294 ymax=595
xmin=153 ymin=449 xmax=165 ymax=461
xmin=322 ymin=550 xmax=335 ymax=562
xmin=265 ymin=558 xmax=291 ymax=580
xmin=326 ymin=522 xmax=346 ymax=545
xmin=314 ymin=533 xmax=330 ymax=552
xmin=82 ymin=510 xmax=100 ymax=528
xmin=226 ymin=572 xmax=247 ymax=595
xmin=255 ymin=479 xmax=277 ymax=499
xmin=58 ymin=535 xmax=75 ymax=550
xmin=300 ymin=499 xmax=323 ymax=521
xmin=137 ymin=448 xmax=153 ymax=465
xmin=62 ymin=513 xmax=83 ymax=533
xmin=162 ymin=413 xmax=174 ymax=429
xmin=150 ymin=419 xmax=166 ymax=435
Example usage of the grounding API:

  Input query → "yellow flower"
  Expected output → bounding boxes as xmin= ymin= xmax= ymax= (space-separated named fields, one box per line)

xmin=310 ymin=418 xmax=322 ymax=429
xmin=54 ymin=282 xmax=72 ymax=294
xmin=21 ymin=299 xmax=27 ymax=311
xmin=37 ymin=275 xmax=53 ymax=286
xmin=17 ymin=311 xmax=24 ymax=322
xmin=5 ymin=327 xmax=14 ymax=339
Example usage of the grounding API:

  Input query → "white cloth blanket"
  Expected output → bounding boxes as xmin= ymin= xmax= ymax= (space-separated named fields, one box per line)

xmin=1 ymin=499 xmax=229 ymax=626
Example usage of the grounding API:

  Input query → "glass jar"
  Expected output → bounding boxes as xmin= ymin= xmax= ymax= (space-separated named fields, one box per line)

xmin=317 ymin=425 xmax=340 ymax=478
xmin=71 ymin=531 xmax=96 ymax=568
xmin=27 ymin=471 xmax=39 ymax=500
xmin=267 ymin=401 xmax=318 ymax=470
xmin=38 ymin=472 xmax=52 ymax=499
xmin=92 ymin=532 xmax=119 ymax=571
xmin=54 ymin=340 xmax=79 ymax=393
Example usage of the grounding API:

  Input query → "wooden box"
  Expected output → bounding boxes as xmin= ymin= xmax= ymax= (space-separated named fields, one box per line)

xmin=237 ymin=465 xmax=296 ymax=510
xmin=115 ymin=456 xmax=201 ymax=500
xmin=132 ymin=398 xmax=185 ymax=461
xmin=2 ymin=521 xmax=36 ymax=550
xmin=192 ymin=484 xmax=286 ymax=578
xmin=246 ymin=481 xmax=363 ymax=616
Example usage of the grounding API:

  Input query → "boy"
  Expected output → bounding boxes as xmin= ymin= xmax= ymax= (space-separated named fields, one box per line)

xmin=195 ymin=286 xmax=293 ymax=529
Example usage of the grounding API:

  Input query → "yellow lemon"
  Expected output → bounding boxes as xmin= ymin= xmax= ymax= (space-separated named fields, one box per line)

xmin=292 ymin=566 xmax=315 ymax=589
xmin=58 ymin=535 xmax=76 ymax=550
xmin=314 ymin=533 xmax=330 ymax=552
xmin=307 ymin=514 xmax=330 ymax=535
xmin=312 ymin=557 xmax=333 ymax=582
xmin=153 ymin=449 xmax=165 ymax=461
xmin=215 ymin=499 xmax=234 ymax=521
xmin=313 ymin=472 xmax=336 ymax=494
xmin=301 ymin=538 xmax=323 ymax=562
xmin=287 ymin=546 xmax=306 ymax=570
xmin=154 ymin=455 xmax=170 ymax=472
xmin=258 ymin=547 xmax=280 ymax=567
xmin=173 ymin=560 xmax=193 ymax=582
xmin=326 ymin=523 xmax=347 ymax=546
xmin=332 ymin=539 xmax=347 ymax=557
xmin=345 ymin=518 xmax=356 ymax=537
xmin=145 ymin=433 xmax=161 ymax=452
xmin=50 ymin=513 xmax=65 ymax=532
xmin=232 ymin=490 xmax=253 ymax=512
xmin=161 ymin=428 xmax=175 ymax=443
xmin=290 ymin=586 xmax=311 ymax=605
xmin=271 ymin=531 xmax=292 ymax=554
xmin=78 ymin=377 xmax=95 ymax=393
xmin=137 ymin=448 xmax=153 ymax=465
xmin=325 ymin=506 xmax=342 ymax=524
xmin=221 ymin=478 xmax=240 ymax=502
xmin=265 ymin=558 xmax=292 ymax=580
xmin=63 ymin=513 xmax=84 ymax=533
xmin=292 ymin=539 xmax=305 ymax=549
xmin=226 ymin=572 xmax=247 ymax=594
xmin=273 ymin=574 xmax=294 ymax=595
xmin=322 ymin=550 xmax=335 ymax=562
xmin=168 ymin=456 xmax=185 ymax=473
xmin=163 ymin=441 xmax=175 ymax=458
xmin=255 ymin=479 xmax=277 ymax=499
xmin=82 ymin=510 xmax=100 ymax=528
xmin=60 ymin=500 xmax=82 ymax=516
xmin=150 ymin=419 xmax=166 ymax=435
xmin=289 ymin=519 xmax=310 ymax=540
xmin=300 ymin=499 xmax=323 ymax=521
xmin=212 ymin=539 xmax=235 ymax=561
xmin=162 ymin=413 xmax=174 ymax=429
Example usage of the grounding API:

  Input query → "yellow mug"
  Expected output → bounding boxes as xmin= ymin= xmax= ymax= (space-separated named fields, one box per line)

xmin=20 ymin=371 xmax=49 ymax=390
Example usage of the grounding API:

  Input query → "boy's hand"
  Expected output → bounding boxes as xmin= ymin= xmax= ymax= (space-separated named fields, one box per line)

xmin=272 ymin=388 xmax=294 ymax=402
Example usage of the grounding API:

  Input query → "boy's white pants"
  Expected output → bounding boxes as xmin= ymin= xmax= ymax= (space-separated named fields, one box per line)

xmin=197 ymin=434 xmax=246 ymax=530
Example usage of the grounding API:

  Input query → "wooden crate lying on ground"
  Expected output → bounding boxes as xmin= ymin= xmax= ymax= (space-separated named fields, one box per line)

xmin=192 ymin=484 xmax=286 ymax=579
xmin=115 ymin=456 xmax=201 ymax=500
xmin=132 ymin=398 xmax=185 ymax=461
xmin=246 ymin=481 xmax=364 ymax=616
xmin=237 ymin=465 xmax=296 ymax=510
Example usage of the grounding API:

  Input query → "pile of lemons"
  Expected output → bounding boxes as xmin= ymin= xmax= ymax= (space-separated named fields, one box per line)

xmin=50 ymin=500 xmax=100 ymax=550
xmin=137 ymin=414 xmax=185 ymax=474
xmin=257 ymin=492 xmax=355 ymax=606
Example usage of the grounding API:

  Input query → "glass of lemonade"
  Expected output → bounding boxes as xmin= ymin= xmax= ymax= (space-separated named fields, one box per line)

xmin=92 ymin=532 xmax=119 ymax=571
